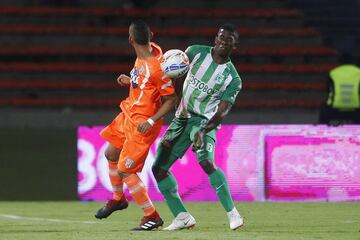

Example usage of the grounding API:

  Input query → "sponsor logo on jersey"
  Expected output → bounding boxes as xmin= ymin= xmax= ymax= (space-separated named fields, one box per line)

xmin=188 ymin=74 xmax=217 ymax=95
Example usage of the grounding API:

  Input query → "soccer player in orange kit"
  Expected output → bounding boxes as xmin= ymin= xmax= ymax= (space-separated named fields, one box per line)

xmin=94 ymin=20 xmax=177 ymax=231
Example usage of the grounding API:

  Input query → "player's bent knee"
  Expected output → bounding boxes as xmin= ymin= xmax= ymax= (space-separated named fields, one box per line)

xmin=152 ymin=166 xmax=169 ymax=182
xmin=118 ymin=171 xmax=130 ymax=178
xmin=104 ymin=145 xmax=121 ymax=162
xmin=152 ymin=165 xmax=158 ymax=176
xmin=199 ymin=160 xmax=216 ymax=175
xmin=104 ymin=152 xmax=118 ymax=162
xmin=161 ymin=140 xmax=172 ymax=148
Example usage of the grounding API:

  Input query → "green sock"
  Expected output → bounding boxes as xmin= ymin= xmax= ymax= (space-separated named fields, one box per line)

xmin=157 ymin=174 xmax=187 ymax=217
xmin=209 ymin=169 xmax=234 ymax=212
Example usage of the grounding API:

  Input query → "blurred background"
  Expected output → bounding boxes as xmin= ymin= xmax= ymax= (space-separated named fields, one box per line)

xmin=0 ymin=0 xmax=359 ymax=201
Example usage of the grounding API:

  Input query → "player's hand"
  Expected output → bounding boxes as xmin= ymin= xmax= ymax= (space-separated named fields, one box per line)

xmin=117 ymin=74 xmax=130 ymax=86
xmin=192 ymin=129 xmax=205 ymax=150
xmin=137 ymin=121 xmax=152 ymax=134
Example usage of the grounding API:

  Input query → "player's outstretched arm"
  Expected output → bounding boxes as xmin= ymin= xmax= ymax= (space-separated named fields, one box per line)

xmin=137 ymin=93 xmax=178 ymax=133
xmin=193 ymin=100 xmax=232 ymax=149
xmin=117 ymin=74 xmax=130 ymax=86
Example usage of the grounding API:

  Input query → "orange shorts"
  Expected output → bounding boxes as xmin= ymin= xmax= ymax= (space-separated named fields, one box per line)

xmin=100 ymin=112 xmax=162 ymax=173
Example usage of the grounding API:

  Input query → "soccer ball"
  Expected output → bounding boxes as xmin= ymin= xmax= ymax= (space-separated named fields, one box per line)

xmin=161 ymin=49 xmax=190 ymax=78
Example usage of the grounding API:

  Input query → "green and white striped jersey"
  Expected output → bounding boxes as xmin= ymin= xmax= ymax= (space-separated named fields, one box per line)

xmin=176 ymin=45 xmax=242 ymax=120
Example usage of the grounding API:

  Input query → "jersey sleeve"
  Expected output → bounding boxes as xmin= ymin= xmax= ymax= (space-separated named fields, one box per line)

xmin=220 ymin=76 xmax=242 ymax=104
xmin=185 ymin=45 xmax=202 ymax=62
xmin=185 ymin=46 xmax=195 ymax=62
xmin=153 ymin=69 xmax=175 ymax=96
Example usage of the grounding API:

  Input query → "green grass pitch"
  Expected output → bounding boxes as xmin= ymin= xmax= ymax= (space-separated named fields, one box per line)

xmin=0 ymin=202 xmax=359 ymax=240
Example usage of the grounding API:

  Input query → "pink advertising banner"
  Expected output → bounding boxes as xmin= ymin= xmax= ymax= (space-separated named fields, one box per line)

xmin=78 ymin=125 xmax=360 ymax=202
xmin=265 ymin=132 xmax=360 ymax=202
xmin=77 ymin=125 xmax=262 ymax=202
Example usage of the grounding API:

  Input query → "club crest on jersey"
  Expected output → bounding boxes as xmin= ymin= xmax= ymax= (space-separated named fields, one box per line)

xmin=215 ymin=73 xmax=225 ymax=84
xmin=125 ymin=158 xmax=135 ymax=169
xmin=130 ymin=67 xmax=139 ymax=88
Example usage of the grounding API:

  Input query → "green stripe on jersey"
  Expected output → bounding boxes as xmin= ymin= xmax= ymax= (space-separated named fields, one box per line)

xmin=187 ymin=89 xmax=201 ymax=113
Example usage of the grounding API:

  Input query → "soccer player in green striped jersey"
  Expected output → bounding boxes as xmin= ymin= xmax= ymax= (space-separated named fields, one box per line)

xmin=153 ymin=24 xmax=243 ymax=231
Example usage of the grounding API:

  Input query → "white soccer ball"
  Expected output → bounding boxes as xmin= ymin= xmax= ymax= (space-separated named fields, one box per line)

xmin=161 ymin=49 xmax=190 ymax=78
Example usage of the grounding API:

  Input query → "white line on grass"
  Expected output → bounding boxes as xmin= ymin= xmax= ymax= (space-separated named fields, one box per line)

xmin=0 ymin=214 xmax=97 ymax=224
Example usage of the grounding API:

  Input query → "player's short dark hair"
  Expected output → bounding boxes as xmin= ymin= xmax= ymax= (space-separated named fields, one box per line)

xmin=219 ymin=23 xmax=239 ymax=41
xmin=130 ymin=20 xmax=151 ymax=45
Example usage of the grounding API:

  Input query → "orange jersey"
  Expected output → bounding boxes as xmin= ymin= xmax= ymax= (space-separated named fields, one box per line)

xmin=120 ymin=42 xmax=175 ymax=123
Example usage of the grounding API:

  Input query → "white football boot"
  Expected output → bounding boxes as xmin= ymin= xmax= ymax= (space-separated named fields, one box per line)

xmin=163 ymin=212 xmax=196 ymax=230
xmin=227 ymin=207 xmax=244 ymax=230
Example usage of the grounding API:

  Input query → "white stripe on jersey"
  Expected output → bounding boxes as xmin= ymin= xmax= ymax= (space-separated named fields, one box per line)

xmin=161 ymin=79 xmax=173 ymax=90
xmin=140 ymin=63 xmax=150 ymax=89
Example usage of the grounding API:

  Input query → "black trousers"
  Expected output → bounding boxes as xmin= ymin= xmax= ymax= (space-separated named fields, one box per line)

xmin=319 ymin=104 xmax=360 ymax=124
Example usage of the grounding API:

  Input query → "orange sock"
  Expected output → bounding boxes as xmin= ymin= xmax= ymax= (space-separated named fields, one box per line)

xmin=108 ymin=161 xmax=124 ymax=201
xmin=123 ymin=173 xmax=156 ymax=216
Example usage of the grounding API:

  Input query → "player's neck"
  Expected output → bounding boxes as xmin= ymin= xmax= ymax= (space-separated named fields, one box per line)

xmin=212 ymin=49 xmax=231 ymax=64
xmin=134 ymin=43 xmax=154 ymax=60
